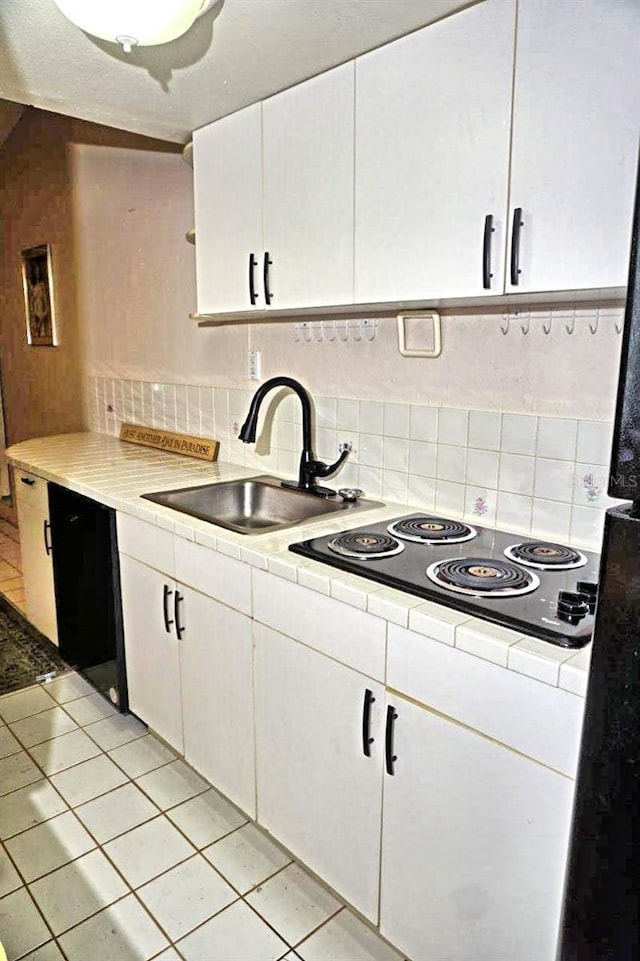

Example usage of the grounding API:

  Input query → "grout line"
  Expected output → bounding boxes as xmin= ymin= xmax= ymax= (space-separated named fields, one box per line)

xmin=0 ymin=836 xmax=66 ymax=956
xmin=2 ymin=682 xmax=353 ymax=959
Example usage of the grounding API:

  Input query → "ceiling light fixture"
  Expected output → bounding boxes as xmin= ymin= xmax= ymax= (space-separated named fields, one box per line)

xmin=51 ymin=0 xmax=216 ymax=53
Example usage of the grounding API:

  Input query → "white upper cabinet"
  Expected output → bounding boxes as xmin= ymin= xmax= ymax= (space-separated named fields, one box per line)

xmin=506 ymin=0 xmax=640 ymax=293
xmin=194 ymin=103 xmax=263 ymax=313
xmin=262 ymin=62 xmax=355 ymax=310
xmin=354 ymin=0 xmax=515 ymax=304
xmin=194 ymin=64 xmax=354 ymax=315
xmin=193 ymin=0 xmax=639 ymax=316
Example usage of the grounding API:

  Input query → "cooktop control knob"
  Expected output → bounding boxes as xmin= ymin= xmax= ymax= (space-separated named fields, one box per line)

xmin=557 ymin=590 xmax=590 ymax=625
xmin=576 ymin=580 xmax=598 ymax=614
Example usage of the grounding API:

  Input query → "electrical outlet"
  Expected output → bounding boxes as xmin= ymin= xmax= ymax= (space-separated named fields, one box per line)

xmin=247 ymin=349 xmax=261 ymax=381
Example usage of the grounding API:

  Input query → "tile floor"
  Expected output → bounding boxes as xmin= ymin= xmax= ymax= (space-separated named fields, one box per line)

xmin=0 ymin=520 xmax=25 ymax=613
xmin=0 ymin=673 xmax=405 ymax=961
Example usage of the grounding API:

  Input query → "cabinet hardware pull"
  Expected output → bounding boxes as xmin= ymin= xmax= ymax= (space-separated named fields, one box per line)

xmin=249 ymin=253 xmax=258 ymax=305
xmin=510 ymin=207 xmax=523 ymax=286
xmin=43 ymin=520 xmax=52 ymax=556
xmin=263 ymin=251 xmax=273 ymax=305
xmin=20 ymin=476 xmax=35 ymax=486
xmin=163 ymin=584 xmax=174 ymax=633
xmin=483 ymin=213 xmax=495 ymax=289
xmin=385 ymin=704 xmax=398 ymax=775
xmin=174 ymin=590 xmax=185 ymax=639
xmin=362 ymin=688 xmax=376 ymax=757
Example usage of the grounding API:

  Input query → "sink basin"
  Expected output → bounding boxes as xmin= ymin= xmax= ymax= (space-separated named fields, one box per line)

xmin=141 ymin=475 xmax=381 ymax=535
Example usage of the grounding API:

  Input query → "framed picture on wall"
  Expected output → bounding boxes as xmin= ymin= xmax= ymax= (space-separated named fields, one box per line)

xmin=20 ymin=244 xmax=57 ymax=347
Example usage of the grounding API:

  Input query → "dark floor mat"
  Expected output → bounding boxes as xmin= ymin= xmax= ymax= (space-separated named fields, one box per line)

xmin=0 ymin=595 xmax=69 ymax=695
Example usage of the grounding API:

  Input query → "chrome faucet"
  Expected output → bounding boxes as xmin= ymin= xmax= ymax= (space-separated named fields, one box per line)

xmin=238 ymin=377 xmax=349 ymax=496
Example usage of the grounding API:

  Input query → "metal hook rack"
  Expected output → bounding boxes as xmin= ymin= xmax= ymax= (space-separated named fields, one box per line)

xmin=294 ymin=317 xmax=379 ymax=344
xmin=498 ymin=305 xmax=624 ymax=336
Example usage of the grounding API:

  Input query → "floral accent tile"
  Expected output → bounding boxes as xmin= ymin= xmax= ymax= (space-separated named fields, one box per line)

xmin=582 ymin=472 xmax=602 ymax=502
xmin=473 ymin=496 xmax=489 ymax=517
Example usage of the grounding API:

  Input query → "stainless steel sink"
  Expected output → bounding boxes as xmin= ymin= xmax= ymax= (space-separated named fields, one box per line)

xmin=141 ymin=475 xmax=381 ymax=535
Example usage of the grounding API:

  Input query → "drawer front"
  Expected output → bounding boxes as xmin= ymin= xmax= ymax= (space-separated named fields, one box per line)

xmin=253 ymin=569 xmax=386 ymax=681
xmin=15 ymin=470 xmax=49 ymax=515
xmin=174 ymin=537 xmax=251 ymax=615
xmin=387 ymin=624 xmax=584 ymax=777
xmin=116 ymin=512 xmax=174 ymax=576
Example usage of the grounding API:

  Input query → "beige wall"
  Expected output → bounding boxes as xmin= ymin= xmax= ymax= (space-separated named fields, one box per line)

xmin=0 ymin=107 xmax=182 ymax=450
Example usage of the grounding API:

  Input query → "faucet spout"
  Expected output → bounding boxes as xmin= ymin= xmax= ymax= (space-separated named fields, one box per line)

xmin=238 ymin=377 xmax=348 ymax=497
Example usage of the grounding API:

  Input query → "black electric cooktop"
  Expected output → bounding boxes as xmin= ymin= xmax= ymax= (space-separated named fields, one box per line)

xmin=289 ymin=514 xmax=601 ymax=648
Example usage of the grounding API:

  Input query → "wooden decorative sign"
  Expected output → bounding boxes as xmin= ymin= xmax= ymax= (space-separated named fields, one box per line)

xmin=119 ymin=423 xmax=219 ymax=462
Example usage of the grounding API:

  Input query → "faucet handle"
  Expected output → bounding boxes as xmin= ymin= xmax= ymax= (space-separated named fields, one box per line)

xmin=312 ymin=448 xmax=349 ymax=478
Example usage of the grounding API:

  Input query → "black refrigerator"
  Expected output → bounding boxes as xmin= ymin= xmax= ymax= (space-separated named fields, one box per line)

xmin=559 ymin=168 xmax=640 ymax=958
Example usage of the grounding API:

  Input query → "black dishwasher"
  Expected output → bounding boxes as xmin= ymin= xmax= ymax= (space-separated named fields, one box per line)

xmin=48 ymin=484 xmax=128 ymax=711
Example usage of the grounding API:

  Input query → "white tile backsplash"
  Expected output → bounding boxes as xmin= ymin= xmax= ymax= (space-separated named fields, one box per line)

xmin=436 ymin=445 xmax=466 ymax=483
xmin=576 ymin=420 xmax=613 ymax=464
xmin=408 ymin=440 xmax=437 ymax=479
xmin=437 ymin=408 xmax=468 ymax=447
xmin=500 ymin=413 xmax=538 ymax=456
xmin=499 ymin=453 xmax=535 ymax=497
xmin=468 ymin=411 xmax=502 ymax=451
xmin=87 ymin=376 xmax=614 ymax=550
xmin=410 ymin=405 xmax=438 ymax=443
xmin=536 ymin=417 xmax=578 ymax=461
xmin=383 ymin=403 xmax=410 ymax=439
xmin=534 ymin=458 xmax=575 ymax=503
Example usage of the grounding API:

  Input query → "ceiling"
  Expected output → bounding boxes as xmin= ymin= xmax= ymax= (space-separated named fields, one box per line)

xmin=0 ymin=0 xmax=474 ymax=144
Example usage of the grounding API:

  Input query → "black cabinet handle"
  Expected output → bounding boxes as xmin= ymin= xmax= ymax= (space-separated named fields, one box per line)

xmin=43 ymin=520 xmax=52 ymax=556
xmin=362 ymin=689 xmax=376 ymax=757
xmin=163 ymin=584 xmax=174 ymax=634
xmin=510 ymin=207 xmax=523 ymax=286
xmin=263 ymin=251 xmax=273 ymax=305
xmin=385 ymin=704 xmax=398 ymax=775
xmin=248 ymin=253 xmax=258 ymax=305
xmin=20 ymin=476 xmax=35 ymax=486
xmin=174 ymin=590 xmax=185 ymax=639
xmin=483 ymin=213 xmax=495 ymax=289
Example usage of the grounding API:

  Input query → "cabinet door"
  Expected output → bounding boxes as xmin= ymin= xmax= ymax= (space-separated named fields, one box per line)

xmin=119 ymin=555 xmax=183 ymax=753
xmin=380 ymin=696 xmax=574 ymax=961
xmin=180 ymin=585 xmax=255 ymax=818
xmin=254 ymin=624 xmax=385 ymax=923
xmin=262 ymin=62 xmax=354 ymax=309
xmin=16 ymin=499 xmax=58 ymax=645
xmin=354 ymin=0 xmax=515 ymax=303
xmin=193 ymin=103 xmax=263 ymax=313
xmin=506 ymin=0 xmax=640 ymax=293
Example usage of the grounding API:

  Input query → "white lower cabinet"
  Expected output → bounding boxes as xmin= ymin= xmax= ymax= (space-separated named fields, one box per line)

xmin=119 ymin=554 xmax=184 ymax=753
xmin=15 ymin=472 xmax=57 ymax=645
xmin=379 ymin=694 xmax=574 ymax=961
xmin=254 ymin=623 xmax=385 ymax=923
xmin=180 ymin=585 xmax=255 ymax=818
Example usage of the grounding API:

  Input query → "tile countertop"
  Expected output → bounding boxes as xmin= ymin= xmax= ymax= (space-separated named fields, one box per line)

xmin=7 ymin=432 xmax=591 ymax=699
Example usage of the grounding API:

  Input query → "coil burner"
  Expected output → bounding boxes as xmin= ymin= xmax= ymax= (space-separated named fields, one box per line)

xmin=426 ymin=557 xmax=540 ymax=597
xmin=504 ymin=542 xmax=587 ymax=571
xmin=328 ymin=531 xmax=404 ymax=560
xmin=388 ymin=516 xmax=477 ymax=545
